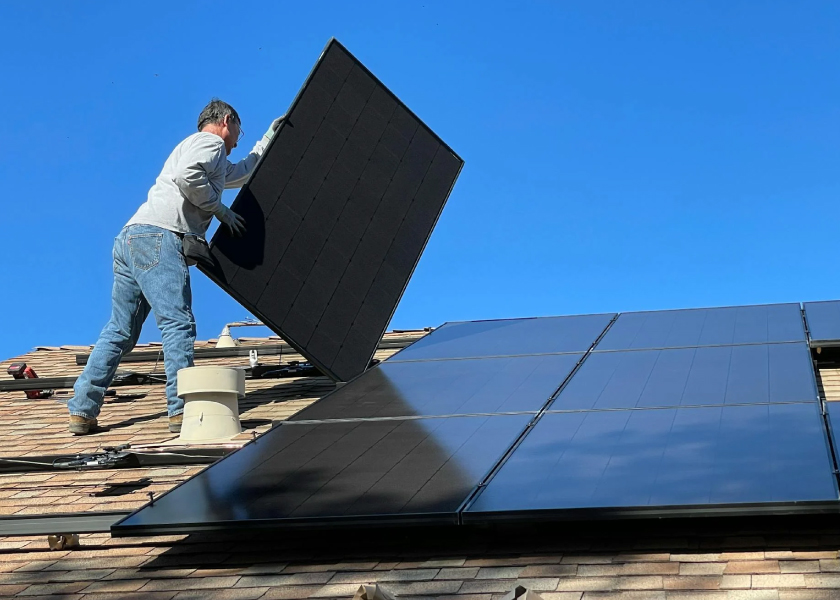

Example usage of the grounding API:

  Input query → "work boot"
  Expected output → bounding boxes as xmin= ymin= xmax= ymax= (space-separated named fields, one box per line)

xmin=169 ymin=414 xmax=183 ymax=433
xmin=69 ymin=415 xmax=97 ymax=435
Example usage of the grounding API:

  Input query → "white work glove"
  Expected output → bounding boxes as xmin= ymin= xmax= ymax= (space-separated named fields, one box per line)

xmin=216 ymin=205 xmax=246 ymax=237
xmin=262 ymin=115 xmax=286 ymax=144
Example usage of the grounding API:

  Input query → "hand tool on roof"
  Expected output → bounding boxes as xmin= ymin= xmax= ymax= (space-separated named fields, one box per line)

xmin=6 ymin=363 xmax=52 ymax=399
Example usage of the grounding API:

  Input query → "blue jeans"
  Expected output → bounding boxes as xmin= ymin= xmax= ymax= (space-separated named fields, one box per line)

xmin=69 ymin=225 xmax=196 ymax=420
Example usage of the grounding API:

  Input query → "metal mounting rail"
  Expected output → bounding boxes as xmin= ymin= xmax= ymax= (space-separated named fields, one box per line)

xmin=0 ymin=511 xmax=132 ymax=536
xmin=0 ymin=372 xmax=167 ymax=393
xmin=74 ymin=337 xmax=421 ymax=365
xmin=0 ymin=358 xmax=337 ymax=393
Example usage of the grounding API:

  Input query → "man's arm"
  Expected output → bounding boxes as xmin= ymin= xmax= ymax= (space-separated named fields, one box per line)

xmin=171 ymin=135 xmax=226 ymax=213
xmin=223 ymin=138 xmax=267 ymax=188
xmin=224 ymin=116 xmax=285 ymax=189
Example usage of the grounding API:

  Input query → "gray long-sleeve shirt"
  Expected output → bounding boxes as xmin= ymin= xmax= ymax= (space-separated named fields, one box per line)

xmin=127 ymin=132 xmax=267 ymax=236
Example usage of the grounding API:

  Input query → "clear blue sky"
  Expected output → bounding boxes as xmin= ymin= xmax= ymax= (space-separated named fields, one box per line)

xmin=2 ymin=1 xmax=838 ymax=361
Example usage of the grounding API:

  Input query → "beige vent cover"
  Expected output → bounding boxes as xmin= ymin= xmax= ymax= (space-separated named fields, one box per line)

xmin=176 ymin=366 xmax=245 ymax=443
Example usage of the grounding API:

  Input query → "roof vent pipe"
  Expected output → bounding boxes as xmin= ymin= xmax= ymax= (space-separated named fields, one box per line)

xmin=215 ymin=326 xmax=239 ymax=348
xmin=176 ymin=366 xmax=245 ymax=443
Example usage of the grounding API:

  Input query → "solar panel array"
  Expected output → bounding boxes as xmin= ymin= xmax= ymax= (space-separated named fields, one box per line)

xmin=113 ymin=304 xmax=840 ymax=533
xmin=112 ymin=301 xmax=840 ymax=534
xmin=108 ymin=284 xmax=840 ymax=535
xmin=201 ymin=39 xmax=463 ymax=382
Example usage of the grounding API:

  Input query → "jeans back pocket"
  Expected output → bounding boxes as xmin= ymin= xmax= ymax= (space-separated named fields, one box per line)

xmin=128 ymin=233 xmax=163 ymax=271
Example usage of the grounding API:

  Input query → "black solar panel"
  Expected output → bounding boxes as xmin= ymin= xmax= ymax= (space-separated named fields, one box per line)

xmin=202 ymin=39 xmax=463 ymax=381
xmin=596 ymin=304 xmax=805 ymax=351
xmin=112 ymin=414 xmax=531 ymax=534
xmin=465 ymin=403 xmax=837 ymax=519
xmin=291 ymin=353 xmax=583 ymax=421
xmin=389 ymin=314 xmax=615 ymax=362
xmin=804 ymin=301 xmax=840 ymax=347
xmin=552 ymin=342 xmax=816 ymax=410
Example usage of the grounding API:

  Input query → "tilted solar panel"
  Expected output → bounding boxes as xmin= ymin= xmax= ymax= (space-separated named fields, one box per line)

xmin=201 ymin=39 xmax=463 ymax=381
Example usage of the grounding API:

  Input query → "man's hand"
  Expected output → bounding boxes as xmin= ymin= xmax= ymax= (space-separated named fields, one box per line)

xmin=263 ymin=115 xmax=286 ymax=143
xmin=216 ymin=205 xmax=246 ymax=237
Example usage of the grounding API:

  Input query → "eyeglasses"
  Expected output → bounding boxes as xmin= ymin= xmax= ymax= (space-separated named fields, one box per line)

xmin=227 ymin=117 xmax=244 ymax=143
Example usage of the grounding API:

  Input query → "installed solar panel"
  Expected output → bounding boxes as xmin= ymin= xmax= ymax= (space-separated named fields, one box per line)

xmin=202 ymin=39 xmax=463 ymax=382
xmin=112 ymin=414 xmax=531 ymax=534
xmin=291 ymin=353 xmax=582 ymax=421
xmin=551 ymin=342 xmax=816 ymax=410
xmin=596 ymin=304 xmax=804 ymax=351
xmin=389 ymin=314 xmax=615 ymax=362
xmin=465 ymin=403 xmax=837 ymax=519
xmin=804 ymin=301 xmax=840 ymax=347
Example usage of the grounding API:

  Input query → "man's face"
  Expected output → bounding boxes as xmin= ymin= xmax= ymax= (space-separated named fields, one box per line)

xmin=221 ymin=115 xmax=241 ymax=155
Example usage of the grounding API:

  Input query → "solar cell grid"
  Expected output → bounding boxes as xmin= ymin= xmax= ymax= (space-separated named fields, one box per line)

xmin=202 ymin=39 xmax=463 ymax=382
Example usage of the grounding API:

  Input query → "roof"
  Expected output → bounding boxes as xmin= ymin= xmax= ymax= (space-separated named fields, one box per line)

xmin=2 ymin=332 xmax=840 ymax=599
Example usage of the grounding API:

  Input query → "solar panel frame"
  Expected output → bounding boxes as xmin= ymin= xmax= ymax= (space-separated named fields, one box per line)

xmin=199 ymin=38 xmax=464 ymax=382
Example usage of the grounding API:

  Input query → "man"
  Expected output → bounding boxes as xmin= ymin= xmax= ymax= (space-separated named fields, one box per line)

xmin=68 ymin=99 xmax=282 ymax=435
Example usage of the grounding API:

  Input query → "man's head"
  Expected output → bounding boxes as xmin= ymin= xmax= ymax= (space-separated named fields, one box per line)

xmin=197 ymin=99 xmax=242 ymax=155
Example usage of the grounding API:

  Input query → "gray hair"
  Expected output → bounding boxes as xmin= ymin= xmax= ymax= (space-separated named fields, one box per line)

xmin=197 ymin=98 xmax=240 ymax=131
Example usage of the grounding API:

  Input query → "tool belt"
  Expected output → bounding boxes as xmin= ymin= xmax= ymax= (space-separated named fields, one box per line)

xmin=181 ymin=234 xmax=214 ymax=269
